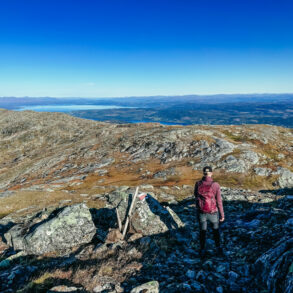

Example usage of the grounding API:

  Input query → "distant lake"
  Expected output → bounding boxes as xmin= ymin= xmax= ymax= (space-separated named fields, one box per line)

xmin=129 ymin=120 xmax=184 ymax=125
xmin=16 ymin=104 xmax=133 ymax=112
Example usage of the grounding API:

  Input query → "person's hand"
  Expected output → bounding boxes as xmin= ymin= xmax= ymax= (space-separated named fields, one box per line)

xmin=220 ymin=217 xmax=225 ymax=222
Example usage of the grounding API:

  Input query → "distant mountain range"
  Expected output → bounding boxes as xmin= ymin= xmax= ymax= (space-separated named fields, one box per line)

xmin=0 ymin=94 xmax=292 ymax=127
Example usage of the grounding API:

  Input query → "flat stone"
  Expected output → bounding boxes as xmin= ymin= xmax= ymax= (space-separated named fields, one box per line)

xmin=48 ymin=285 xmax=82 ymax=292
xmin=130 ymin=281 xmax=159 ymax=293
xmin=186 ymin=269 xmax=196 ymax=278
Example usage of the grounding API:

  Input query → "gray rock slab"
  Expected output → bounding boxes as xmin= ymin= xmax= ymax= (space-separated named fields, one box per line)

xmin=108 ymin=191 xmax=183 ymax=236
xmin=254 ymin=237 xmax=293 ymax=293
xmin=4 ymin=203 xmax=96 ymax=255
xmin=130 ymin=281 xmax=159 ymax=293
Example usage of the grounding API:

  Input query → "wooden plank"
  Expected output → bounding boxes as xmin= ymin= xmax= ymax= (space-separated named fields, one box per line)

xmin=116 ymin=207 xmax=122 ymax=232
xmin=122 ymin=186 xmax=139 ymax=240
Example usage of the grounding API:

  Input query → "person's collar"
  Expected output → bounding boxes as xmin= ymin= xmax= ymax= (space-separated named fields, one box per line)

xmin=202 ymin=176 xmax=213 ymax=182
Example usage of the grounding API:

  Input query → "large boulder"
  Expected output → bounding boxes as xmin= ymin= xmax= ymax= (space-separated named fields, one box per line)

xmin=273 ymin=167 xmax=293 ymax=188
xmin=107 ymin=191 xmax=184 ymax=236
xmin=192 ymin=138 xmax=235 ymax=170
xmin=218 ymin=155 xmax=248 ymax=173
xmin=254 ymin=167 xmax=272 ymax=176
xmin=4 ymin=203 xmax=96 ymax=255
xmin=153 ymin=167 xmax=176 ymax=180
xmin=254 ymin=237 xmax=293 ymax=293
xmin=217 ymin=150 xmax=259 ymax=173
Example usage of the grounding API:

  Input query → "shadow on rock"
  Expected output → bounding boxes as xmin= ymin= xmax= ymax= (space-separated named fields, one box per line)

xmin=0 ymin=191 xmax=292 ymax=293
xmin=145 ymin=195 xmax=179 ymax=231
xmin=120 ymin=193 xmax=292 ymax=293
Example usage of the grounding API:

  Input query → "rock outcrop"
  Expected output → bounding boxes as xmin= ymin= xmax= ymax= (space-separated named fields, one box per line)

xmin=273 ymin=167 xmax=293 ymax=188
xmin=254 ymin=237 xmax=293 ymax=293
xmin=0 ymin=188 xmax=292 ymax=292
xmin=0 ymin=110 xmax=292 ymax=195
xmin=107 ymin=190 xmax=184 ymax=236
xmin=0 ymin=109 xmax=293 ymax=292
xmin=4 ymin=203 xmax=96 ymax=255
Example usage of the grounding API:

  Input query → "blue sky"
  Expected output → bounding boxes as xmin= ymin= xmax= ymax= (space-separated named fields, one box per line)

xmin=0 ymin=0 xmax=293 ymax=97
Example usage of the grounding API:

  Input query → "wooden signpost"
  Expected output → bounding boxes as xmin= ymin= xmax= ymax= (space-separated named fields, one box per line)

xmin=122 ymin=186 xmax=139 ymax=239
xmin=115 ymin=186 xmax=140 ymax=240
xmin=116 ymin=207 xmax=122 ymax=232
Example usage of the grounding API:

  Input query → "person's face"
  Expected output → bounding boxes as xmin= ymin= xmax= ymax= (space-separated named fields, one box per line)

xmin=203 ymin=171 xmax=212 ymax=176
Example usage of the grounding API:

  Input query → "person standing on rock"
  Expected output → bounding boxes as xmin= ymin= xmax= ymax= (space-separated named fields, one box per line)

xmin=194 ymin=166 xmax=225 ymax=258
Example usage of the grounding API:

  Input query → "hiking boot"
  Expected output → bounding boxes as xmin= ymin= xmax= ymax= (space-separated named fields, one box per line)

xmin=216 ymin=247 xmax=226 ymax=257
xmin=200 ymin=249 xmax=207 ymax=259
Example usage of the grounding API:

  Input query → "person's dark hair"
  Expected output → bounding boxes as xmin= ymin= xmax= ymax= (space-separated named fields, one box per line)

xmin=203 ymin=166 xmax=213 ymax=173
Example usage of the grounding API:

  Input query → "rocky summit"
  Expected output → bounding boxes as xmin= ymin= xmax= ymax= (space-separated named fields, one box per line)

xmin=0 ymin=109 xmax=292 ymax=292
xmin=0 ymin=188 xmax=292 ymax=292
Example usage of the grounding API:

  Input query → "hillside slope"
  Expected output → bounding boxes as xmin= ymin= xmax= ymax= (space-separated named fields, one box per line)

xmin=0 ymin=108 xmax=292 ymax=215
xmin=0 ymin=109 xmax=292 ymax=292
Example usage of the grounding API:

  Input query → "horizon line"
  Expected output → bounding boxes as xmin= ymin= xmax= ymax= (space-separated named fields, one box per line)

xmin=1 ymin=92 xmax=293 ymax=99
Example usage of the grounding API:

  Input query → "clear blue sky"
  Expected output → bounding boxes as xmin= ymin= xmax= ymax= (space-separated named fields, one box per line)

xmin=0 ymin=0 xmax=293 ymax=97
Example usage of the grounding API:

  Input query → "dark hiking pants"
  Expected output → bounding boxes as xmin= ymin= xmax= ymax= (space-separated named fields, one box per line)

xmin=197 ymin=211 xmax=221 ymax=249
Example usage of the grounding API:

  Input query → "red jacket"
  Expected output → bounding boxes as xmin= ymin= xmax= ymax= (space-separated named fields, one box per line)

xmin=194 ymin=176 xmax=224 ymax=219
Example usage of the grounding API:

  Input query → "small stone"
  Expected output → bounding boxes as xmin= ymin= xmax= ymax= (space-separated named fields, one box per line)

xmin=140 ymin=184 xmax=154 ymax=189
xmin=244 ymin=219 xmax=261 ymax=228
xmin=203 ymin=260 xmax=213 ymax=270
xmin=130 ymin=281 xmax=159 ymax=293
xmin=196 ymin=270 xmax=206 ymax=282
xmin=183 ymin=258 xmax=200 ymax=265
xmin=180 ymin=283 xmax=191 ymax=290
xmin=115 ymin=284 xmax=124 ymax=293
xmin=59 ymin=199 xmax=72 ymax=205
xmin=216 ymin=264 xmax=229 ymax=274
xmin=228 ymin=271 xmax=239 ymax=281
xmin=216 ymin=286 xmax=224 ymax=293
xmin=186 ymin=269 xmax=196 ymax=278
xmin=0 ymin=259 xmax=10 ymax=269
xmin=48 ymin=286 xmax=81 ymax=292
xmin=93 ymin=283 xmax=114 ymax=293
xmin=190 ymin=281 xmax=202 ymax=291
xmin=285 ymin=218 xmax=293 ymax=227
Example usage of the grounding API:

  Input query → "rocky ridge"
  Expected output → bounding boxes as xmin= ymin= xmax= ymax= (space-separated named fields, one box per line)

xmin=0 ymin=186 xmax=292 ymax=292
xmin=0 ymin=110 xmax=292 ymax=195
xmin=0 ymin=109 xmax=293 ymax=292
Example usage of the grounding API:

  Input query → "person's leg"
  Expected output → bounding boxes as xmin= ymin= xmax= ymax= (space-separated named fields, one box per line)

xmin=212 ymin=227 xmax=221 ymax=248
xmin=198 ymin=213 xmax=207 ymax=253
xmin=209 ymin=213 xmax=226 ymax=256
xmin=200 ymin=229 xmax=206 ymax=250
xmin=208 ymin=213 xmax=221 ymax=248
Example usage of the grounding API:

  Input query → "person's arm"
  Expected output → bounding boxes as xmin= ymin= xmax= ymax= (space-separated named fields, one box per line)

xmin=194 ymin=182 xmax=199 ymax=209
xmin=215 ymin=184 xmax=225 ymax=221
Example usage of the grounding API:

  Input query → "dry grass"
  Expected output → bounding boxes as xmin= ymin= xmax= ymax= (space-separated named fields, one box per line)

xmin=33 ymin=272 xmax=55 ymax=284
xmin=214 ymin=170 xmax=278 ymax=190
xmin=220 ymin=148 xmax=243 ymax=161
xmin=222 ymin=130 xmax=247 ymax=143
xmin=71 ymin=267 xmax=97 ymax=289
xmin=1 ymin=158 xmax=280 ymax=219
xmin=0 ymin=116 xmax=291 ymax=217
xmin=0 ymin=189 xmax=107 ymax=218
xmin=192 ymin=134 xmax=216 ymax=144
